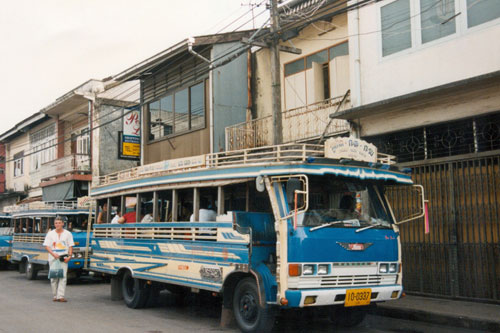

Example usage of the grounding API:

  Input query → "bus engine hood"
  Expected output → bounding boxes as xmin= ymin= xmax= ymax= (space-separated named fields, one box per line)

xmin=288 ymin=226 xmax=398 ymax=263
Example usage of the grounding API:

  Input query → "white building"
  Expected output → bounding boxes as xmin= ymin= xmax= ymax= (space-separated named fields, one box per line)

xmin=337 ymin=0 xmax=500 ymax=302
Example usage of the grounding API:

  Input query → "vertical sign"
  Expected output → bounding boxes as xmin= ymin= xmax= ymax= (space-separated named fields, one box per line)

xmin=119 ymin=109 xmax=141 ymax=160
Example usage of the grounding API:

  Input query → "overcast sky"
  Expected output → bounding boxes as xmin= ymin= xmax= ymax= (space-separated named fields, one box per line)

xmin=0 ymin=0 xmax=267 ymax=134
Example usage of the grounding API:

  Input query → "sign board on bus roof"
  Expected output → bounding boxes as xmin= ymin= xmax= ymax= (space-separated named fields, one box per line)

xmin=325 ymin=137 xmax=377 ymax=163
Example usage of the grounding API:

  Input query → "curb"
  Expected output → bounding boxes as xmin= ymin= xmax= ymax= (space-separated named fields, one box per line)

xmin=370 ymin=305 xmax=500 ymax=332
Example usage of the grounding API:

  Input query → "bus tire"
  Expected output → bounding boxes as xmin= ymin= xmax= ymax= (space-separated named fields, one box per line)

xmin=233 ymin=277 xmax=275 ymax=333
xmin=18 ymin=260 xmax=27 ymax=274
xmin=121 ymin=271 xmax=149 ymax=309
xmin=330 ymin=306 xmax=367 ymax=327
xmin=26 ymin=262 xmax=38 ymax=280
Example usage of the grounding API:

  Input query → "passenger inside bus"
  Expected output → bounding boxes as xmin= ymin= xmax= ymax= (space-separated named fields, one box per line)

xmin=141 ymin=205 xmax=154 ymax=223
xmin=97 ymin=203 xmax=108 ymax=224
xmin=118 ymin=205 xmax=140 ymax=223
xmin=190 ymin=198 xmax=216 ymax=222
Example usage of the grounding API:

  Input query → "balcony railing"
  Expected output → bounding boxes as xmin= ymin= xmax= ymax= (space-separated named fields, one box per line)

xmin=225 ymin=94 xmax=351 ymax=151
xmin=5 ymin=200 xmax=80 ymax=213
xmin=39 ymin=154 xmax=90 ymax=181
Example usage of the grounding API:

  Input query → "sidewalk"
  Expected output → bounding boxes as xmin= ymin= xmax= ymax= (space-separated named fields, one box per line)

xmin=371 ymin=294 xmax=500 ymax=332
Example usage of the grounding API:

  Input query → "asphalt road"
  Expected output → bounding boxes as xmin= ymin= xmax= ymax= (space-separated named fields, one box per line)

xmin=0 ymin=268 xmax=483 ymax=333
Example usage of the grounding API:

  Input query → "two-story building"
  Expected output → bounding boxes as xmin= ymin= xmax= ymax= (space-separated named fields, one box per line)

xmin=37 ymin=80 xmax=106 ymax=202
xmin=0 ymin=80 xmax=109 ymax=207
xmin=329 ymin=0 xmax=500 ymax=302
xmin=105 ymin=30 xmax=256 ymax=166
xmin=0 ymin=112 xmax=51 ymax=209
xmin=227 ymin=1 xmax=352 ymax=149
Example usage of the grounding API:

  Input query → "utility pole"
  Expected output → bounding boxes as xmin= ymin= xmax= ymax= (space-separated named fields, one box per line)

xmin=269 ymin=0 xmax=283 ymax=145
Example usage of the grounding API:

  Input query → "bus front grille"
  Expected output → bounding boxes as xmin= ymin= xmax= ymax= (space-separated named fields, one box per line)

xmin=320 ymin=274 xmax=397 ymax=287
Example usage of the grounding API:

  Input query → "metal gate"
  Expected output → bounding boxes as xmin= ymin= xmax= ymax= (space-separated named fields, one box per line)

xmin=388 ymin=154 xmax=500 ymax=302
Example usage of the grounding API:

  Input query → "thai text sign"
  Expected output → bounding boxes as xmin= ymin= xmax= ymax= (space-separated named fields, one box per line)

xmin=77 ymin=196 xmax=94 ymax=208
xmin=325 ymin=137 xmax=377 ymax=163
xmin=119 ymin=110 xmax=140 ymax=160
xmin=138 ymin=155 xmax=206 ymax=175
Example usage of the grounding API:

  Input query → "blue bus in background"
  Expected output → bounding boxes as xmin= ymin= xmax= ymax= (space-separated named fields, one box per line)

xmin=0 ymin=213 xmax=13 ymax=267
xmin=89 ymin=139 xmax=426 ymax=333
xmin=8 ymin=201 xmax=92 ymax=280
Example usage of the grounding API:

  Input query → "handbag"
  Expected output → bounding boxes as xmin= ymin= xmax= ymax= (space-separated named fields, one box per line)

xmin=48 ymin=259 xmax=64 ymax=279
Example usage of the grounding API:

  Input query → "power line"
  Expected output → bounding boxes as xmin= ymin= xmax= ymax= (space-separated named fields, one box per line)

xmin=3 ymin=2 xmax=270 ymax=156
xmin=4 ymin=0 xmax=391 ymax=162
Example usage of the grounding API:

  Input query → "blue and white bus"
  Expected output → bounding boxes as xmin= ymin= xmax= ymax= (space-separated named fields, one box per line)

xmin=89 ymin=139 xmax=426 ymax=332
xmin=0 ymin=213 xmax=13 ymax=267
xmin=8 ymin=201 xmax=92 ymax=280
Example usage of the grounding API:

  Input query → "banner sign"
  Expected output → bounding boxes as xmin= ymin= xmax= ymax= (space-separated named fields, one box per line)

xmin=138 ymin=155 xmax=206 ymax=175
xmin=119 ymin=109 xmax=141 ymax=160
xmin=325 ymin=137 xmax=377 ymax=163
xmin=77 ymin=196 xmax=94 ymax=208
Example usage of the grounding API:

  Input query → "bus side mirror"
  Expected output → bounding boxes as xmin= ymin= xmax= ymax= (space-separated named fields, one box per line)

xmin=286 ymin=178 xmax=301 ymax=205
xmin=387 ymin=185 xmax=428 ymax=225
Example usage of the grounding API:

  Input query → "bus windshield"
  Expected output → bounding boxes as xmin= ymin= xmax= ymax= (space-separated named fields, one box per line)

xmin=298 ymin=176 xmax=392 ymax=229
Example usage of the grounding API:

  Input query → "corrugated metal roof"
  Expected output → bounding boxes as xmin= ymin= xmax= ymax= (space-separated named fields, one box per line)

xmin=113 ymin=30 xmax=257 ymax=82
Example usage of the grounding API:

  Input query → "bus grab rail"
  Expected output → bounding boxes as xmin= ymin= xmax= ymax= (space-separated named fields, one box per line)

xmin=96 ymin=143 xmax=397 ymax=187
xmin=92 ymin=222 xmax=237 ymax=242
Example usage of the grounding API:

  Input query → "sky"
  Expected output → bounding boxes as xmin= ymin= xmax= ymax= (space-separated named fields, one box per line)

xmin=0 ymin=0 xmax=268 ymax=134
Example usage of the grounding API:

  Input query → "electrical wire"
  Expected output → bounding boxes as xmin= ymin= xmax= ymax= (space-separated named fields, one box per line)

xmin=3 ymin=2 xmax=273 ymax=162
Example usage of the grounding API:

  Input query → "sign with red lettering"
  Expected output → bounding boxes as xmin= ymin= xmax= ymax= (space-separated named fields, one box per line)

xmin=119 ymin=109 xmax=141 ymax=160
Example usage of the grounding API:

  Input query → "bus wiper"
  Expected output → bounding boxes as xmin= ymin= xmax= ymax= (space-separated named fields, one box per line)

xmin=355 ymin=222 xmax=382 ymax=233
xmin=310 ymin=219 xmax=358 ymax=232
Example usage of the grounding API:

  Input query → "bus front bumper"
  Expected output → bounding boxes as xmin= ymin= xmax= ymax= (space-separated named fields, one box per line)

xmin=284 ymin=285 xmax=402 ymax=307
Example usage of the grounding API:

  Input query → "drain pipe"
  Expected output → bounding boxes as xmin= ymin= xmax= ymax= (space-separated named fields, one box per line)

xmin=188 ymin=37 xmax=212 ymax=68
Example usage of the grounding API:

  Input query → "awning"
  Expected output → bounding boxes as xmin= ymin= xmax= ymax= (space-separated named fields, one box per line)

xmin=43 ymin=182 xmax=74 ymax=201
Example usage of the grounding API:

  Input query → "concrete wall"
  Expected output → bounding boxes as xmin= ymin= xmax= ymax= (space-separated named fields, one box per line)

xmin=254 ymin=48 xmax=272 ymax=119
xmin=358 ymin=84 xmax=500 ymax=137
xmin=92 ymin=104 xmax=138 ymax=179
xmin=212 ymin=42 xmax=250 ymax=152
xmin=0 ymin=195 xmax=19 ymax=212
xmin=352 ymin=0 xmax=500 ymax=106
xmin=254 ymin=12 xmax=350 ymax=118
xmin=280 ymin=13 xmax=350 ymax=109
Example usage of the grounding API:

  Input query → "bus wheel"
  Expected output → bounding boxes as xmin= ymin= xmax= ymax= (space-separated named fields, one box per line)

xmin=233 ymin=278 xmax=275 ymax=333
xmin=18 ymin=260 xmax=27 ymax=274
xmin=330 ymin=306 xmax=367 ymax=327
xmin=26 ymin=262 xmax=38 ymax=280
xmin=121 ymin=271 xmax=149 ymax=309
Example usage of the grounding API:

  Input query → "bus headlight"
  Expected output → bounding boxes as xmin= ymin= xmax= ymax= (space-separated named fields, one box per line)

xmin=389 ymin=263 xmax=398 ymax=273
xmin=317 ymin=264 xmax=329 ymax=275
xmin=302 ymin=264 xmax=315 ymax=275
xmin=379 ymin=263 xmax=388 ymax=273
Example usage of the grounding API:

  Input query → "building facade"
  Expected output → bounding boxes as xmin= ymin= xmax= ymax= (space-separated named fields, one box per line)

xmin=334 ymin=0 xmax=500 ymax=302
xmin=111 ymin=31 xmax=255 ymax=166
xmin=228 ymin=1 xmax=352 ymax=149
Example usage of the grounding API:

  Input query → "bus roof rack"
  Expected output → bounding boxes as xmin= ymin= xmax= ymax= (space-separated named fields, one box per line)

xmin=96 ymin=143 xmax=396 ymax=187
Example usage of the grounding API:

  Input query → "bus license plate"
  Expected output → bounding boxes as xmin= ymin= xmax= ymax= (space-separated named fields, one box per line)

xmin=344 ymin=289 xmax=371 ymax=307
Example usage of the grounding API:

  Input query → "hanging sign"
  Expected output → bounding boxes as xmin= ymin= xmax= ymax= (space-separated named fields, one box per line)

xmin=119 ymin=109 xmax=141 ymax=160
xmin=325 ymin=137 xmax=377 ymax=163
